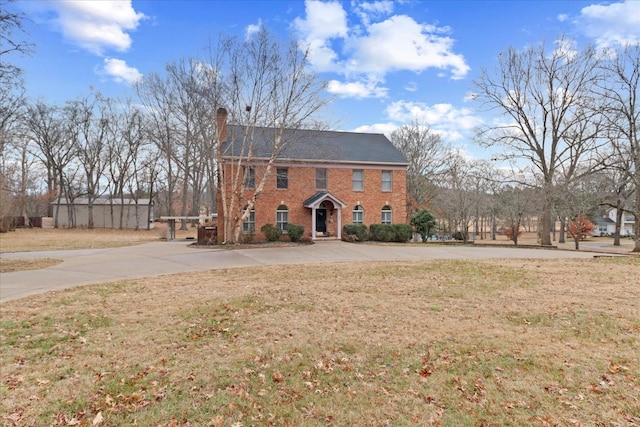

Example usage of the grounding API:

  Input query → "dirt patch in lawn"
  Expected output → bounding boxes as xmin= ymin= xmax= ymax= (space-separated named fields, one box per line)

xmin=1 ymin=257 xmax=638 ymax=426
xmin=0 ymin=258 xmax=62 ymax=273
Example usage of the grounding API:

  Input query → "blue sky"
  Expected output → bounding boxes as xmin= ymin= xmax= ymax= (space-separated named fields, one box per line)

xmin=10 ymin=0 xmax=640 ymax=159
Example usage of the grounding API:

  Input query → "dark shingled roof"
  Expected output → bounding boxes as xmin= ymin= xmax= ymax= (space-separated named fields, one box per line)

xmin=303 ymin=191 xmax=347 ymax=208
xmin=222 ymin=125 xmax=408 ymax=165
xmin=593 ymin=217 xmax=615 ymax=225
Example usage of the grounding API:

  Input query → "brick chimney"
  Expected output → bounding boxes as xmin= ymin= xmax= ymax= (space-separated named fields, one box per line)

xmin=216 ymin=107 xmax=228 ymax=142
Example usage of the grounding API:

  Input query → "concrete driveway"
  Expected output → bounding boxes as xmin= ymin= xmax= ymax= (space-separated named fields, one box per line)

xmin=0 ymin=240 xmax=612 ymax=303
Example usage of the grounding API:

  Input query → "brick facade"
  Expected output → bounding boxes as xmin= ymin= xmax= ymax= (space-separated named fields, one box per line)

xmin=215 ymin=110 xmax=408 ymax=242
xmin=217 ymin=160 xmax=407 ymax=241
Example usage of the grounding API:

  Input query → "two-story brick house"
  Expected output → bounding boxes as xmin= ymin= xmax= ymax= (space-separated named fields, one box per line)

xmin=216 ymin=115 xmax=409 ymax=242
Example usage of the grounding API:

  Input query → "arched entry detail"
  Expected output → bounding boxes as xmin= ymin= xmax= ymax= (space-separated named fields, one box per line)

xmin=303 ymin=192 xmax=347 ymax=240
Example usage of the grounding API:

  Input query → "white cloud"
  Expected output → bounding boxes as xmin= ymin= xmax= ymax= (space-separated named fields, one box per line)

xmin=294 ymin=1 xmax=349 ymax=40
xmin=463 ymin=92 xmax=479 ymax=102
xmin=553 ymin=37 xmax=578 ymax=61
xmin=404 ymin=81 xmax=418 ymax=92
xmin=100 ymin=58 xmax=142 ymax=85
xmin=47 ymin=0 xmax=146 ymax=55
xmin=294 ymin=0 xmax=469 ymax=99
xmin=327 ymin=79 xmax=387 ymax=98
xmin=352 ymin=122 xmax=397 ymax=137
xmin=385 ymin=100 xmax=482 ymax=142
xmin=576 ymin=0 xmax=640 ymax=48
xmin=346 ymin=15 xmax=469 ymax=79
xmin=246 ymin=19 xmax=262 ymax=40
xmin=353 ymin=1 xmax=394 ymax=26
xmin=557 ymin=14 xmax=568 ymax=23
xmin=294 ymin=1 xmax=349 ymax=73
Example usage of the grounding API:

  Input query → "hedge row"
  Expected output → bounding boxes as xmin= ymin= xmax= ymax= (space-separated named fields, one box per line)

xmin=343 ymin=223 xmax=412 ymax=243
xmin=258 ymin=223 xmax=304 ymax=242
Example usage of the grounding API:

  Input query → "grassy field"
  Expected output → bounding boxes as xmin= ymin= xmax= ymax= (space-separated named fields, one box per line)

xmin=0 ymin=224 xmax=197 ymax=253
xmin=1 ymin=254 xmax=639 ymax=426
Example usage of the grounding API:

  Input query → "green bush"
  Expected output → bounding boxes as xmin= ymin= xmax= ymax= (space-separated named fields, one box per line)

xmin=260 ymin=223 xmax=282 ymax=242
xmin=242 ymin=232 xmax=255 ymax=244
xmin=452 ymin=231 xmax=467 ymax=241
xmin=392 ymin=224 xmax=412 ymax=242
xmin=343 ymin=224 xmax=367 ymax=241
xmin=370 ymin=224 xmax=395 ymax=242
xmin=369 ymin=224 xmax=412 ymax=242
xmin=410 ymin=209 xmax=437 ymax=242
xmin=286 ymin=223 xmax=304 ymax=242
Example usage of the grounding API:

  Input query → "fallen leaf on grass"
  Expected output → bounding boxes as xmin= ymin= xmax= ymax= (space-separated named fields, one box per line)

xmin=92 ymin=411 xmax=104 ymax=426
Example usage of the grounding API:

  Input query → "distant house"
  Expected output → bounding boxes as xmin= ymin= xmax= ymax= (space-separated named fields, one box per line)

xmin=606 ymin=208 xmax=636 ymax=237
xmin=593 ymin=216 xmax=616 ymax=236
xmin=216 ymin=112 xmax=409 ymax=242
xmin=52 ymin=198 xmax=154 ymax=229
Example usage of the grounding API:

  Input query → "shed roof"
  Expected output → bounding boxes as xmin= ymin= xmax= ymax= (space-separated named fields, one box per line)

xmin=222 ymin=125 xmax=408 ymax=166
xmin=52 ymin=198 xmax=152 ymax=206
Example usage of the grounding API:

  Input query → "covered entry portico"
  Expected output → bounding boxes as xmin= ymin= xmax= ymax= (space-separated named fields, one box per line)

xmin=303 ymin=192 xmax=347 ymax=240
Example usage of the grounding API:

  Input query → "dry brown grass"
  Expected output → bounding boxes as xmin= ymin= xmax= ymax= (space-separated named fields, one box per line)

xmin=472 ymin=232 xmax=639 ymax=254
xmin=1 ymin=257 xmax=638 ymax=426
xmin=0 ymin=258 xmax=61 ymax=273
xmin=0 ymin=224 xmax=197 ymax=253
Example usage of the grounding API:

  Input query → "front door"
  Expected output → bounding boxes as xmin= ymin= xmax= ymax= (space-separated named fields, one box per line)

xmin=316 ymin=208 xmax=327 ymax=235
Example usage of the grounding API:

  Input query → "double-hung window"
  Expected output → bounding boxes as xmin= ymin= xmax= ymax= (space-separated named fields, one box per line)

xmin=244 ymin=166 xmax=255 ymax=189
xmin=316 ymin=168 xmax=327 ymax=190
xmin=242 ymin=207 xmax=255 ymax=233
xmin=277 ymin=168 xmax=288 ymax=189
xmin=381 ymin=171 xmax=392 ymax=192
xmin=381 ymin=205 xmax=392 ymax=224
xmin=352 ymin=170 xmax=364 ymax=191
xmin=276 ymin=205 xmax=288 ymax=232
xmin=352 ymin=205 xmax=364 ymax=224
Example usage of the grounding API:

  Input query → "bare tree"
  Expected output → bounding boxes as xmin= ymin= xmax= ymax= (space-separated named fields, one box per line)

xmin=164 ymin=59 xmax=211 ymax=225
xmin=0 ymin=0 xmax=33 ymax=88
xmin=474 ymin=37 xmax=605 ymax=245
xmin=563 ymin=175 xmax=600 ymax=250
xmin=127 ymin=145 xmax=161 ymax=230
xmin=597 ymin=153 xmax=634 ymax=245
xmin=104 ymin=98 xmax=148 ymax=228
xmin=136 ymin=58 xmax=219 ymax=226
xmin=64 ymin=92 xmax=110 ymax=229
xmin=0 ymin=0 xmax=31 ymax=227
xmin=497 ymin=185 xmax=530 ymax=245
xmin=0 ymin=88 xmax=24 ymax=226
xmin=24 ymin=101 xmax=75 ymax=226
xmin=214 ymin=28 xmax=328 ymax=243
xmin=598 ymin=44 xmax=640 ymax=251
xmin=434 ymin=155 xmax=478 ymax=243
xmin=389 ymin=120 xmax=449 ymax=215
xmin=137 ymin=71 xmax=181 ymax=218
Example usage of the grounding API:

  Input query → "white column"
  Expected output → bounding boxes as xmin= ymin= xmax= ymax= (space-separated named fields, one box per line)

xmin=337 ymin=207 xmax=342 ymax=239
xmin=311 ymin=206 xmax=317 ymax=239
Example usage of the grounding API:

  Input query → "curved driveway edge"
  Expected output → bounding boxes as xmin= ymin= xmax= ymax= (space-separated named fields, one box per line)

xmin=0 ymin=241 xmax=612 ymax=303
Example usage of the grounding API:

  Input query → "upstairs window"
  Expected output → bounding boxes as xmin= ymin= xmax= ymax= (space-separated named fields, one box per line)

xmin=381 ymin=205 xmax=392 ymax=224
xmin=277 ymin=168 xmax=288 ymax=189
xmin=381 ymin=171 xmax=392 ymax=192
xmin=352 ymin=170 xmax=364 ymax=191
xmin=244 ymin=166 xmax=255 ymax=189
xmin=352 ymin=205 xmax=364 ymax=224
xmin=316 ymin=168 xmax=327 ymax=190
